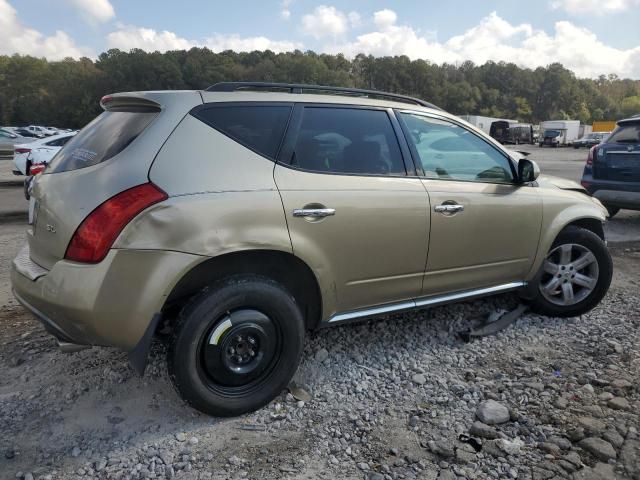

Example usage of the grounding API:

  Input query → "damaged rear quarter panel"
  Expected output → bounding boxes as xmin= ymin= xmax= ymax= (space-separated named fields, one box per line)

xmin=115 ymin=113 xmax=292 ymax=257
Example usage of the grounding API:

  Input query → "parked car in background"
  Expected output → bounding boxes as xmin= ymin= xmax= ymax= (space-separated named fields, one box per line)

xmin=25 ymin=125 xmax=57 ymax=136
xmin=12 ymin=128 xmax=45 ymax=138
xmin=1 ymin=128 xmax=35 ymax=160
xmin=573 ymin=132 xmax=609 ymax=149
xmin=12 ymin=83 xmax=612 ymax=417
xmin=12 ymin=132 xmax=76 ymax=175
xmin=581 ymin=116 xmax=640 ymax=217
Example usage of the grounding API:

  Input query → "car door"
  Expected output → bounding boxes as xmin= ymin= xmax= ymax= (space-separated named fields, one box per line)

xmin=396 ymin=111 xmax=543 ymax=296
xmin=275 ymin=105 xmax=430 ymax=319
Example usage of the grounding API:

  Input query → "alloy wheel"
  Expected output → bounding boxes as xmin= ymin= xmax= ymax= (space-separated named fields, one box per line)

xmin=539 ymin=243 xmax=599 ymax=306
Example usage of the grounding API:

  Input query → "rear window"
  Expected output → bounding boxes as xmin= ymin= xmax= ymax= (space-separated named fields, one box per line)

xmin=191 ymin=104 xmax=292 ymax=160
xmin=607 ymin=124 xmax=640 ymax=143
xmin=48 ymin=109 xmax=158 ymax=173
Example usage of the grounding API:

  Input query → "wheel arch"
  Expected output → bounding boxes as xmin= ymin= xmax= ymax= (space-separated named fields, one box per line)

xmin=565 ymin=217 xmax=605 ymax=240
xmin=162 ymin=249 xmax=323 ymax=331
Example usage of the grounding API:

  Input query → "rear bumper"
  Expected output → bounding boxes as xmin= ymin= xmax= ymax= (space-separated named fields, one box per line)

xmin=11 ymin=244 xmax=204 ymax=350
xmin=583 ymin=177 xmax=640 ymax=209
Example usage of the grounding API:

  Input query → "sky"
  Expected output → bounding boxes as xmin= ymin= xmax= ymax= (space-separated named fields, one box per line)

xmin=1 ymin=0 xmax=640 ymax=79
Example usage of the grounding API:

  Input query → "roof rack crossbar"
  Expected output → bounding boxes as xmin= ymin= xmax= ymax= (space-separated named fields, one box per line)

xmin=205 ymin=82 xmax=441 ymax=110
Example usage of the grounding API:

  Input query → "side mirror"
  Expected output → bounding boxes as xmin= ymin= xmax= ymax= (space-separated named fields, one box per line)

xmin=518 ymin=158 xmax=540 ymax=183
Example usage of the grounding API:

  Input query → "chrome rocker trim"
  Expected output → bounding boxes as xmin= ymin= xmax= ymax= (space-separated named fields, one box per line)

xmin=326 ymin=282 xmax=525 ymax=324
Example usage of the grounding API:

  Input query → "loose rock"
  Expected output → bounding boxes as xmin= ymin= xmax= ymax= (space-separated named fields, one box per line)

xmin=476 ymin=400 xmax=510 ymax=425
xmin=578 ymin=437 xmax=617 ymax=461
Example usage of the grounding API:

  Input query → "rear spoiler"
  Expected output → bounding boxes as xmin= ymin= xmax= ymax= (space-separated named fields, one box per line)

xmin=100 ymin=95 xmax=161 ymax=112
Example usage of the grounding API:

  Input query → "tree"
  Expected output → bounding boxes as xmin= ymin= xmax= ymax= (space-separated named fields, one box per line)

xmin=621 ymin=96 xmax=640 ymax=118
xmin=0 ymin=50 xmax=638 ymax=128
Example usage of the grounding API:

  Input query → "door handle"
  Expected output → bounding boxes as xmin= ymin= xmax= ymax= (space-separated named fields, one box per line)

xmin=434 ymin=204 xmax=464 ymax=214
xmin=293 ymin=208 xmax=336 ymax=218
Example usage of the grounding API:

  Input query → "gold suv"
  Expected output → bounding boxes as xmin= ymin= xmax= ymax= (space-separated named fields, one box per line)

xmin=11 ymin=83 xmax=612 ymax=416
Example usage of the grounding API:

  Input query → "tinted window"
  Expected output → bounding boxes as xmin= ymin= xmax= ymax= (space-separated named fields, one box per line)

xmin=45 ymin=136 xmax=72 ymax=147
xmin=607 ymin=124 xmax=640 ymax=143
xmin=48 ymin=110 xmax=158 ymax=173
xmin=291 ymin=107 xmax=405 ymax=175
xmin=193 ymin=105 xmax=292 ymax=160
xmin=400 ymin=113 xmax=514 ymax=183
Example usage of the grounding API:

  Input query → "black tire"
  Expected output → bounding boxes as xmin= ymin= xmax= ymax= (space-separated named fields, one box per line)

xmin=529 ymin=226 xmax=612 ymax=317
xmin=168 ymin=275 xmax=305 ymax=417
xmin=604 ymin=205 xmax=620 ymax=218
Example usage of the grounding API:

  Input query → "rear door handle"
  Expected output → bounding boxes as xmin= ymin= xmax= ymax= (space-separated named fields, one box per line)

xmin=434 ymin=204 xmax=464 ymax=214
xmin=293 ymin=208 xmax=336 ymax=218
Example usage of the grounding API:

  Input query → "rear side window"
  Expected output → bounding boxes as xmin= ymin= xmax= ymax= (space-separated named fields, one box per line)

xmin=290 ymin=107 xmax=405 ymax=175
xmin=607 ymin=124 xmax=640 ymax=143
xmin=45 ymin=136 xmax=72 ymax=147
xmin=192 ymin=104 xmax=292 ymax=160
xmin=48 ymin=110 xmax=158 ymax=173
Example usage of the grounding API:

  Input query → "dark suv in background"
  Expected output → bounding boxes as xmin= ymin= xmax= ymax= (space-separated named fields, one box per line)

xmin=581 ymin=117 xmax=640 ymax=217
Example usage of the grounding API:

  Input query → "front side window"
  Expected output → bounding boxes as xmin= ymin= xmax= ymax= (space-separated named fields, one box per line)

xmin=291 ymin=107 xmax=405 ymax=176
xmin=192 ymin=105 xmax=292 ymax=160
xmin=399 ymin=113 xmax=514 ymax=183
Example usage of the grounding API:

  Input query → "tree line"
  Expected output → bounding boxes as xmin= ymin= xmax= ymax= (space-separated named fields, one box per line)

xmin=1 ymin=48 xmax=639 ymax=129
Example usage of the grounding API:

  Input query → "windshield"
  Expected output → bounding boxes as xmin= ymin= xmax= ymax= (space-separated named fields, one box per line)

xmin=544 ymin=130 xmax=561 ymax=137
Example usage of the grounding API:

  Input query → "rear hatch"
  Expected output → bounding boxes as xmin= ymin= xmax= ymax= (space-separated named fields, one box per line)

xmin=593 ymin=121 xmax=640 ymax=182
xmin=27 ymin=91 xmax=202 ymax=269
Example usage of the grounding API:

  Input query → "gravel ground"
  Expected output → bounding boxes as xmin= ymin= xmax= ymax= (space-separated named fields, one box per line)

xmin=0 ymin=241 xmax=639 ymax=480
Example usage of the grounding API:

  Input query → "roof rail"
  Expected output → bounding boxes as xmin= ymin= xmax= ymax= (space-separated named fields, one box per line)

xmin=205 ymin=82 xmax=441 ymax=110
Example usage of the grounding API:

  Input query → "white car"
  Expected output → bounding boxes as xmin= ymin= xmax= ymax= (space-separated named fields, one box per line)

xmin=25 ymin=125 xmax=57 ymax=136
xmin=12 ymin=132 xmax=76 ymax=175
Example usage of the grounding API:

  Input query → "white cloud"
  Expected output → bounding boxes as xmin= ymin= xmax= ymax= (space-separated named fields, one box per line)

xmin=301 ymin=5 xmax=348 ymax=39
xmin=205 ymin=34 xmax=302 ymax=53
xmin=107 ymin=26 xmax=192 ymax=51
xmin=373 ymin=9 xmax=397 ymax=29
xmin=550 ymin=0 xmax=640 ymax=15
xmin=0 ymin=0 xmax=91 ymax=59
xmin=67 ymin=0 xmax=115 ymax=23
xmin=106 ymin=25 xmax=302 ymax=53
xmin=281 ymin=0 xmax=292 ymax=20
xmin=327 ymin=9 xmax=640 ymax=78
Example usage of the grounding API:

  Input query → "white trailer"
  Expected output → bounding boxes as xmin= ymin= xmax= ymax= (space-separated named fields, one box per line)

xmin=539 ymin=120 xmax=580 ymax=146
xmin=459 ymin=115 xmax=505 ymax=135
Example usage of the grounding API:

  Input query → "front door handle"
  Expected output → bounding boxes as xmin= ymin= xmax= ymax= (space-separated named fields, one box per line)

xmin=293 ymin=208 xmax=336 ymax=218
xmin=434 ymin=204 xmax=464 ymax=214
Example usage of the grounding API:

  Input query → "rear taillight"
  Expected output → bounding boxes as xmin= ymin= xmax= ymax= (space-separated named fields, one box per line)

xmin=15 ymin=148 xmax=31 ymax=154
xmin=65 ymin=183 xmax=167 ymax=263
xmin=29 ymin=163 xmax=45 ymax=175
xmin=586 ymin=146 xmax=596 ymax=166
